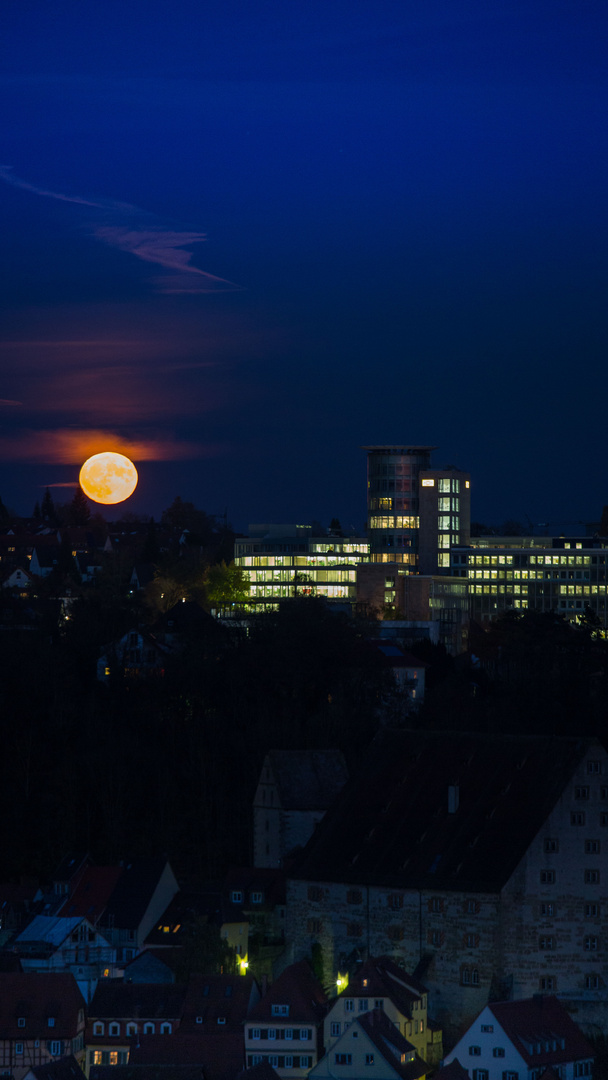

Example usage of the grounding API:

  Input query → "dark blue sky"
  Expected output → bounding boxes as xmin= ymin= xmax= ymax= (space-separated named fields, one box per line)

xmin=1 ymin=1 xmax=607 ymax=531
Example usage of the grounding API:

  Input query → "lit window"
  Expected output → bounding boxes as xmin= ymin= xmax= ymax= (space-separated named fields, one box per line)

xmin=422 ymin=479 xmax=435 ymax=487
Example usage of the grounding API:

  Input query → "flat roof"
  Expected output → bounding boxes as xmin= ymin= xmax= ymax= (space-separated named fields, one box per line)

xmin=362 ymin=445 xmax=438 ymax=453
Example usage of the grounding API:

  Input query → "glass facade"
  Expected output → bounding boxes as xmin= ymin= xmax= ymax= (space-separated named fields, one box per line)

xmin=234 ymin=533 xmax=370 ymax=610
xmin=364 ymin=446 xmax=435 ymax=566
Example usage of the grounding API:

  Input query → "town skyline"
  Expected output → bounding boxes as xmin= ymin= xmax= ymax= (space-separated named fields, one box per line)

xmin=1 ymin=1 xmax=607 ymax=530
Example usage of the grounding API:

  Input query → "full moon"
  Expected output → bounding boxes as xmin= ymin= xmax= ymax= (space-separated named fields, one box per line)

xmin=79 ymin=452 xmax=138 ymax=505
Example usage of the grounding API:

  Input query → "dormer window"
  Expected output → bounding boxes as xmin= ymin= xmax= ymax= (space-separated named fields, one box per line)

xmin=17 ymin=1019 xmax=25 ymax=1028
xmin=231 ymin=890 xmax=243 ymax=903
xmin=93 ymin=1023 xmax=104 ymax=1036
xmin=272 ymin=1005 xmax=289 ymax=1016
xmin=217 ymin=1017 xmax=226 ymax=1025
xmin=109 ymin=1023 xmax=120 ymax=1036
xmin=251 ymin=892 xmax=264 ymax=904
xmin=47 ymin=1018 xmax=55 ymax=1028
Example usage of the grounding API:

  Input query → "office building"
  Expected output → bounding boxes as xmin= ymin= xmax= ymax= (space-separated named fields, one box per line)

xmin=234 ymin=525 xmax=370 ymax=611
xmin=364 ymin=446 xmax=470 ymax=573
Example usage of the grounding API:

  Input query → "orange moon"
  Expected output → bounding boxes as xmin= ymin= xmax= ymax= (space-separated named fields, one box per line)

xmin=79 ymin=452 xmax=138 ymax=505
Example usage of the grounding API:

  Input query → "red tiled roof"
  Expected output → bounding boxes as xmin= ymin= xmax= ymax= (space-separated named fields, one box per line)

xmin=58 ymin=866 xmax=123 ymax=925
xmin=247 ymin=960 xmax=326 ymax=1024
xmin=489 ymin=997 xmax=594 ymax=1067
xmin=180 ymin=974 xmax=257 ymax=1036
xmin=0 ymin=972 xmax=85 ymax=1039
xmin=358 ymin=1010 xmax=426 ymax=1080
xmin=341 ymin=957 xmax=427 ymax=1020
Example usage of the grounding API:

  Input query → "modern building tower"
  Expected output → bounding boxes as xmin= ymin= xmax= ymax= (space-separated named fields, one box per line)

xmin=364 ymin=446 xmax=470 ymax=573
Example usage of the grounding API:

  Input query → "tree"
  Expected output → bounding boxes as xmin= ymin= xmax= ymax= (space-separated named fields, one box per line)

xmin=41 ymin=488 xmax=57 ymax=524
xmin=204 ymin=562 xmax=250 ymax=614
xmin=66 ymin=486 xmax=91 ymax=527
xmin=161 ymin=497 xmax=216 ymax=544
xmin=172 ymin=917 xmax=237 ymax=981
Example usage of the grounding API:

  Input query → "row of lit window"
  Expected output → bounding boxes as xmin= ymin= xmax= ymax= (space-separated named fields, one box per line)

xmin=439 ymin=516 xmax=459 ymax=531
xmin=460 ymin=554 xmax=599 ymax=567
xmin=468 ymin=570 xmax=599 ymax=582
xmin=249 ymin=585 xmax=355 ymax=598
xmin=89 ymin=1052 xmax=128 ymax=1066
xmin=237 ymin=555 xmax=366 ymax=568
xmin=438 ymin=534 xmax=460 ymax=548
xmin=422 ymin=478 xmax=466 ymax=492
xmin=370 ymin=553 xmax=416 ymax=564
xmin=247 ymin=1056 xmax=311 ymax=1069
xmin=245 ymin=570 xmax=357 ymax=582
xmin=368 ymin=516 xmax=420 ymax=529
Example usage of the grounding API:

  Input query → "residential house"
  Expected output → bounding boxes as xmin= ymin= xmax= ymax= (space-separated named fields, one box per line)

xmin=309 ymin=1008 xmax=427 ymax=1080
xmin=0 ymin=879 xmax=43 ymax=947
xmin=14 ymin=916 xmax=115 ymax=999
xmin=323 ymin=958 xmax=442 ymax=1067
xmin=97 ymin=860 xmax=179 ymax=966
xmin=443 ymin=996 xmax=595 ymax=1080
xmin=85 ymin=980 xmax=187 ymax=1074
xmin=253 ymin=751 xmax=349 ymax=869
xmin=23 ymin=1055 xmax=87 ymax=1080
xmin=221 ymin=868 xmax=286 ymax=979
xmin=244 ymin=960 xmax=326 ymax=1077
xmin=285 ymin=731 xmax=608 ymax=1036
xmin=179 ymin=973 xmax=260 ymax=1078
xmin=0 ymin=972 xmax=86 ymax=1080
xmin=96 ymin=630 xmax=170 ymax=682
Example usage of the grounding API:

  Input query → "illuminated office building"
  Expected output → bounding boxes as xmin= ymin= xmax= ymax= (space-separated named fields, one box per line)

xmin=364 ymin=445 xmax=470 ymax=573
xmin=234 ymin=524 xmax=369 ymax=610
xmin=451 ymin=535 xmax=608 ymax=625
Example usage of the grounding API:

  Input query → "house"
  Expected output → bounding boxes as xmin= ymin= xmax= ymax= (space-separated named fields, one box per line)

xmin=309 ymin=1008 xmax=427 ymax=1080
xmin=85 ymin=979 xmax=187 ymax=1073
xmin=57 ymin=867 xmax=124 ymax=928
xmin=96 ymin=629 xmax=170 ymax=682
xmin=323 ymin=958 xmax=442 ymax=1067
xmin=244 ymin=960 xmax=326 ymax=1077
xmin=253 ymin=750 xmax=349 ymax=868
xmin=0 ymin=879 xmax=44 ymax=947
xmin=23 ymin=1054 xmax=87 ymax=1080
xmin=14 ymin=916 xmax=116 ymax=997
xmin=221 ymin=867 xmax=286 ymax=979
xmin=443 ymin=996 xmax=595 ymax=1080
xmin=0 ymin=972 xmax=86 ymax=1080
xmin=1 ymin=566 xmax=33 ymax=592
xmin=285 ymin=730 xmax=608 ymax=1036
xmin=369 ymin=643 xmax=427 ymax=707
xmin=97 ymin=860 xmax=179 ymax=965
xmin=178 ymin=973 xmax=260 ymax=1079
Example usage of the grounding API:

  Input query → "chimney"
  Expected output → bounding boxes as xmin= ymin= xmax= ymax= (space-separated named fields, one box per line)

xmin=448 ymin=784 xmax=459 ymax=814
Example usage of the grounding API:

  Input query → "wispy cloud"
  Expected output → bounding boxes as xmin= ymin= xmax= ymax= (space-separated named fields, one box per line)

xmin=0 ymin=428 xmax=210 ymax=464
xmin=0 ymin=166 xmax=240 ymax=294
xmin=0 ymin=398 xmax=22 ymax=406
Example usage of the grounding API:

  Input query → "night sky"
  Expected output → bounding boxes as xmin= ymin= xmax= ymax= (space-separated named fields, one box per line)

xmin=1 ymin=1 xmax=607 ymax=533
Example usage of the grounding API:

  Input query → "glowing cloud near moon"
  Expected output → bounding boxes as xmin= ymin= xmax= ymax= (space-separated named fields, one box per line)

xmin=79 ymin=452 xmax=138 ymax=504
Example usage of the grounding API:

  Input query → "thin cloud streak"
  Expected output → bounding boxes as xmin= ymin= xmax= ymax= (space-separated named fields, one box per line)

xmin=0 ymin=167 xmax=240 ymax=293
xmin=0 ymin=428 xmax=209 ymax=464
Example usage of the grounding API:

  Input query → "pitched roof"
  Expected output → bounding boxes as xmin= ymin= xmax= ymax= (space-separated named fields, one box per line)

xmin=88 ymin=981 xmax=187 ymax=1022
xmin=25 ymin=1055 xmax=87 ymax=1080
xmin=0 ymin=973 xmax=85 ymax=1038
xmin=291 ymin=730 xmax=597 ymax=891
xmin=58 ymin=866 xmax=124 ymax=924
xmin=434 ymin=1059 xmax=470 ymax=1080
xmin=357 ymin=1010 xmax=426 ymax=1080
xmin=90 ymin=1069 xmax=202 ymax=1080
xmin=339 ymin=957 xmax=427 ymax=1019
xmin=99 ymin=859 xmax=172 ymax=930
xmin=16 ymin=915 xmax=86 ymax=949
xmin=265 ymin=750 xmax=349 ymax=810
xmin=180 ymin=974 xmax=257 ymax=1035
xmin=247 ymin=960 xmax=326 ymax=1023
xmin=489 ymin=996 xmax=594 ymax=1066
